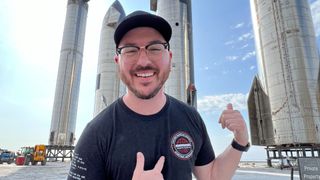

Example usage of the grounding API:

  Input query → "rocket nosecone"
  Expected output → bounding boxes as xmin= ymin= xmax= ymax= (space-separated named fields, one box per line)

xmin=93 ymin=1 xmax=126 ymax=116
xmin=151 ymin=0 xmax=196 ymax=107
xmin=49 ymin=0 xmax=89 ymax=146
xmin=248 ymin=0 xmax=320 ymax=146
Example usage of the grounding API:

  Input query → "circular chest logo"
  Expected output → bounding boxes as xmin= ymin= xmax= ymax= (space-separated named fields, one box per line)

xmin=170 ymin=131 xmax=194 ymax=160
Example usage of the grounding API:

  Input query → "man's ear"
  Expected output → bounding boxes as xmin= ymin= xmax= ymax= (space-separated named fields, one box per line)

xmin=114 ymin=55 xmax=119 ymax=64
xmin=169 ymin=51 xmax=173 ymax=71
xmin=169 ymin=50 xmax=172 ymax=60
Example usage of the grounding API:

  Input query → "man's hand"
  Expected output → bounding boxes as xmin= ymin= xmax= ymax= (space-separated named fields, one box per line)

xmin=219 ymin=103 xmax=249 ymax=146
xmin=132 ymin=152 xmax=165 ymax=180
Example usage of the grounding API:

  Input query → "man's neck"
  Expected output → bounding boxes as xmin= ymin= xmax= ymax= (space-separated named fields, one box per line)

xmin=122 ymin=90 xmax=167 ymax=115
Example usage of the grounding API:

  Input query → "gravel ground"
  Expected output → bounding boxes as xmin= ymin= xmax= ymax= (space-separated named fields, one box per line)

xmin=0 ymin=161 xmax=71 ymax=180
xmin=0 ymin=161 xmax=300 ymax=180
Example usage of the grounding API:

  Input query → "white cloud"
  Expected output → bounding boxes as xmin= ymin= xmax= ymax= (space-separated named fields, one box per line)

xmin=242 ymin=51 xmax=256 ymax=61
xmin=240 ymin=44 xmax=249 ymax=49
xmin=225 ymin=56 xmax=238 ymax=61
xmin=225 ymin=51 xmax=256 ymax=62
xmin=238 ymin=32 xmax=254 ymax=41
xmin=224 ymin=40 xmax=235 ymax=46
xmin=198 ymin=93 xmax=248 ymax=114
xmin=311 ymin=0 xmax=320 ymax=37
xmin=233 ymin=22 xmax=244 ymax=29
xmin=250 ymin=65 xmax=255 ymax=70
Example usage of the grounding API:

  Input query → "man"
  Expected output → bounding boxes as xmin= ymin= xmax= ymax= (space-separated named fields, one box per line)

xmin=68 ymin=11 xmax=249 ymax=180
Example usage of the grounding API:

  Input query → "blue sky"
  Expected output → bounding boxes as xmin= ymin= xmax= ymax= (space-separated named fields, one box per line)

xmin=0 ymin=0 xmax=319 ymax=161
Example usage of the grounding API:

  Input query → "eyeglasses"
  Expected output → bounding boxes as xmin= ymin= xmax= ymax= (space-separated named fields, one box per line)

xmin=116 ymin=42 xmax=170 ymax=60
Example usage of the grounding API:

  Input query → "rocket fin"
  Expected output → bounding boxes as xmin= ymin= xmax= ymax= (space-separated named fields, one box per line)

xmin=150 ymin=0 xmax=157 ymax=11
xmin=248 ymin=76 xmax=275 ymax=146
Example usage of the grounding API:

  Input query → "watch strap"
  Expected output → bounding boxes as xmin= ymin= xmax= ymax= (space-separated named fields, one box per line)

xmin=231 ymin=139 xmax=250 ymax=152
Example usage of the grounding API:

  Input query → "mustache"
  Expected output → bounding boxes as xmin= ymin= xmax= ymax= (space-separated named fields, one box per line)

xmin=130 ymin=65 xmax=159 ymax=74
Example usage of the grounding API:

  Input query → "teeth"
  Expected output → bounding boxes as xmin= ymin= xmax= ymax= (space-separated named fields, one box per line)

xmin=136 ymin=72 xmax=154 ymax=78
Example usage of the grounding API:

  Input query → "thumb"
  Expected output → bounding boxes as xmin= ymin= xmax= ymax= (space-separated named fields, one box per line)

xmin=153 ymin=156 xmax=165 ymax=172
xmin=227 ymin=103 xmax=233 ymax=110
xmin=133 ymin=152 xmax=145 ymax=174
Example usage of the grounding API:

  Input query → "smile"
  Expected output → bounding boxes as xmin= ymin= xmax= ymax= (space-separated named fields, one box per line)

xmin=136 ymin=72 xmax=155 ymax=78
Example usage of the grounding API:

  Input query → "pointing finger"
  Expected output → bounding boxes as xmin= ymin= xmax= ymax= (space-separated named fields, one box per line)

xmin=219 ymin=109 xmax=227 ymax=124
xmin=227 ymin=103 xmax=233 ymax=110
xmin=134 ymin=152 xmax=145 ymax=174
xmin=153 ymin=156 xmax=165 ymax=172
xmin=219 ymin=114 xmax=223 ymax=124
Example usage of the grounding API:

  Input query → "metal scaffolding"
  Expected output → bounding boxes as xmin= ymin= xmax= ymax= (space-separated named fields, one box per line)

xmin=265 ymin=144 xmax=320 ymax=167
xmin=46 ymin=145 xmax=75 ymax=162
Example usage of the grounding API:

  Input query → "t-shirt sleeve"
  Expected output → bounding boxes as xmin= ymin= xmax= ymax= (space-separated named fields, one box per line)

xmin=67 ymin=121 xmax=107 ymax=180
xmin=194 ymin=114 xmax=215 ymax=166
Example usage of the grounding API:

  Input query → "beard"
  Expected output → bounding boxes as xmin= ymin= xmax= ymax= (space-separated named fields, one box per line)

xmin=119 ymin=64 xmax=170 ymax=99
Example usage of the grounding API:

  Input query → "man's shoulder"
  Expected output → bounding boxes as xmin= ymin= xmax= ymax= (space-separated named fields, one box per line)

xmin=86 ymin=99 xmax=121 ymax=130
xmin=167 ymin=95 xmax=198 ymax=113
xmin=166 ymin=94 xmax=204 ymax=125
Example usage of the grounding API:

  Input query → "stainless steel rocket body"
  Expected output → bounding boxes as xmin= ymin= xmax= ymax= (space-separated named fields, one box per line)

xmin=49 ymin=0 xmax=89 ymax=145
xmin=93 ymin=1 xmax=126 ymax=116
xmin=153 ymin=0 xmax=195 ymax=104
xmin=249 ymin=0 xmax=320 ymax=145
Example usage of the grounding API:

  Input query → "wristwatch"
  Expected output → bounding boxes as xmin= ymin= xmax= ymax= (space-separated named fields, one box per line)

xmin=231 ymin=139 xmax=250 ymax=152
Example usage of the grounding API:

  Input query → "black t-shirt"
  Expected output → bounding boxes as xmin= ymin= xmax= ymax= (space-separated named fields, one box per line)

xmin=68 ymin=95 xmax=215 ymax=180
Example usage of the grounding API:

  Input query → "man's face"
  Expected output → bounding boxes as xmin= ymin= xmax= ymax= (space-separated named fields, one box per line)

xmin=115 ymin=27 xmax=172 ymax=99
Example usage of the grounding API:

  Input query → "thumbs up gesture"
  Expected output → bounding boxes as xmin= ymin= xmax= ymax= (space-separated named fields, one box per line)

xmin=132 ymin=152 xmax=165 ymax=180
xmin=219 ymin=103 xmax=248 ymax=146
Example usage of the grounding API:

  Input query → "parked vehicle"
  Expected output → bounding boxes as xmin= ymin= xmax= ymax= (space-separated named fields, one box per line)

xmin=0 ymin=150 xmax=15 ymax=164
xmin=15 ymin=145 xmax=46 ymax=166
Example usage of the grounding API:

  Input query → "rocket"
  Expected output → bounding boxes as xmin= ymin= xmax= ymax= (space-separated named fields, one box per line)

xmin=49 ymin=0 xmax=89 ymax=145
xmin=248 ymin=0 xmax=320 ymax=146
xmin=93 ymin=0 xmax=126 ymax=116
xmin=151 ymin=0 xmax=196 ymax=107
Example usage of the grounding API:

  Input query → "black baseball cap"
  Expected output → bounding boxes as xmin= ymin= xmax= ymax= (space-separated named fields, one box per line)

xmin=114 ymin=10 xmax=172 ymax=47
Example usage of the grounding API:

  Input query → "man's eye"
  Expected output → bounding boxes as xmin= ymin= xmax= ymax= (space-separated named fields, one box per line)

xmin=149 ymin=48 xmax=161 ymax=51
xmin=123 ymin=48 xmax=138 ymax=54
xmin=127 ymin=50 xmax=138 ymax=53
xmin=148 ymin=44 xmax=163 ymax=51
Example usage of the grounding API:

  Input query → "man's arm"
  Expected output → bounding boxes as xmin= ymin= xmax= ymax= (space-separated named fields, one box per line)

xmin=193 ymin=103 xmax=249 ymax=180
xmin=193 ymin=145 xmax=243 ymax=180
xmin=68 ymin=123 xmax=107 ymax=180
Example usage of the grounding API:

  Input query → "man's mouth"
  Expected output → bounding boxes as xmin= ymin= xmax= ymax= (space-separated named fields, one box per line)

xmin=136 ymin=72 xmax=155 ymax=78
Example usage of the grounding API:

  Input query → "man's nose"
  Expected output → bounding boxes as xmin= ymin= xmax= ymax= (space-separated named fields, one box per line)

xmin=135 ymin=49 xmax=151 ymax=66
